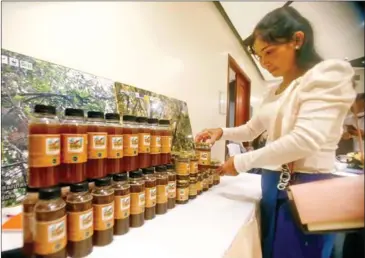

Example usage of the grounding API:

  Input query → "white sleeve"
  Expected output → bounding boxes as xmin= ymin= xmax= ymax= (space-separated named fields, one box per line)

xmin=220 ymin=113 xmax=266 ymax=143
xmin=233 ymin=60 xmax=357 ymax=172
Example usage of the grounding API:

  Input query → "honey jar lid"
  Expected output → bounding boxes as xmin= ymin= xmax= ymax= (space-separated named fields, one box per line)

xmin=87 ymin=111 xmax=104 ymax=119
xmin=178 ymin=152 xmax=190 ymax=159
xmin=142 ymin=167 xmax=155 ymax=174
xmin=136 ymin=116 xmax=148 ymax=123
xmin=113 ymin=173 xmax=128 ymax=182
xmin=34 ymin=104 xmax=56 ymax=115
xmin=70 ymin=181 xmax=89 ymax=193
xmin=39 ymin=186 xmax=61 ymax=200
xmin=211 ymin=159 xmax=222 ymax=166
xmin=65 ymin=108 xmax=84 ymax=118
xmin=95 ymin=177 xmax=111 ymax=187
xmin=105 ymin=113 xmax=120 ymax=121
xmin=147 ymin=118 xmax=158 ymax=124
xmin=155 ymin=165 xmax=167 ymax=172
xmin=129 ymin=170 xmax=143 ymax=178
xmin=158 ymin=119 xmax=170 ymax=125
xmin=166 ymin=163 xmax=175 ymax=170
xmin=123 ymin=115 xmax=136 ymax=122
xmin=26 ymin=186 xmax=39 ymax=193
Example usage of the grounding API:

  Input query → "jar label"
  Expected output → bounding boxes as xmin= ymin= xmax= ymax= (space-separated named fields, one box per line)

xmin=93 ymin=203 xmax=114 ymax=230
xmin=176 ymin=162 xmax=190 ymax=175
xmin=138 ymin=133 xmax=151 ymax=153
xmin=150 ymin=135 xmax=161 ymax=154
xmin=108 ymin=135 xmax=123 ymax=159
xmin=114 ymin=195 xmax=130 ymax=219
xmin=214 ymin=174 xmax=220 ymax=181
xmin=123 ymin=134 xmax=138 ymax=157
xmin=161 ymin=136 xmax=172 ymax=154
xmin=197 ymin=181 xmax=202 ymax=191
xmin=23 ymin=212 xmax=35 ymax=243
xmin=61 ymin=134 xmax=87 ymax=164
xmin=67 ymin=209 xmax=93 ymax=241
xmin=198 ymin=151 xmax=211 ymax=165
xmin=34 ymin=215 xmax=67 ymax=255
xmin=190 ymin=161 xmax=198 ymax=174
xmin=130 ymin=192 xmax=145 ymax=214
xmin=157 ymin=185 xmax=168 ymax=204
xmin=87 ymin=133 xmax=107 ymax=159
xmin=203 ymin=179 xmax=209 ymax=189
xmin=145 ymin=187 xmax=157 ymax=208
xmin=28 ymin=134 xmax=60 ymax=167
xmin=177 ymin=187 xmax=189 ymax=201
xmin=189 ymin=183 xmax=197 ymax=196
xmin=168 ymin=181 xmax=176 ymax=198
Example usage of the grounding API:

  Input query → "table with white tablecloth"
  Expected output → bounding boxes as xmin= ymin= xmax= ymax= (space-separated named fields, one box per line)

xmin=2 ymin=173 xmax=263 ymax=258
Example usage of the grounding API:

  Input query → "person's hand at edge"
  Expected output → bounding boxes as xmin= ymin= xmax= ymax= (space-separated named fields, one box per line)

xmin=217 ymin=157 xmax=239 ymax=176
xmin=195 ymin=128 xmax=223 ymax=145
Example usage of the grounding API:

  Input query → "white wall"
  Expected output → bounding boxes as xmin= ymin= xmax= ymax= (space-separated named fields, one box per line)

xmin=2 ymin=2 xmax=265 ymax=161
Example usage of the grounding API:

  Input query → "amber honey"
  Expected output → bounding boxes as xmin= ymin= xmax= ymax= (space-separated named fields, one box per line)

xmin=105 ymin=113 xmax=124 ymax=175
xmin=28 ymin=104 xmax=60 ymax=188
xmin=137 ymin=117 xmax=151 ymax=169
xmin=60 ymin=108 xmax=87 ymax=185
xmin=148 ymin=118 xmax=161 ymax=167
xmin=123 ymin=115 xmax=139 ymax=171
xmin=159 ymin=120 xmax=172 ymax=165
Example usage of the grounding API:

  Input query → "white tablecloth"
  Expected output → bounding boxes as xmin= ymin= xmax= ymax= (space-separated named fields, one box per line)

xmin=2 ymin=173 xmax=263 ymax=258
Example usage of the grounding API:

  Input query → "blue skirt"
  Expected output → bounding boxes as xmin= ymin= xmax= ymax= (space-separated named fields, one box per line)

xmin=261 ymin=169 xmax=336 ymax=258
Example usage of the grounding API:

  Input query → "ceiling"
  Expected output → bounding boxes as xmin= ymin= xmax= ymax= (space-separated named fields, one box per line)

xmin=220 ymin=1 xmax=364 ymax=69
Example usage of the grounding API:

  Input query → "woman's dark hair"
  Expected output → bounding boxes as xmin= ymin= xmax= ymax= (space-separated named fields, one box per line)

xmin=243 ymin=6 xmax=323 ymax=70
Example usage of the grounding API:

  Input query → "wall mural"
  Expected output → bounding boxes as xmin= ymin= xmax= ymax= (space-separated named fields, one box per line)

xmin=1 ymin=49 xmax=193 ymax=207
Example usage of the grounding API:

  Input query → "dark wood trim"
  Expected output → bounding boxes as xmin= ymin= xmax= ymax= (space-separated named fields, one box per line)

xmin=228 ymin=54 xmax=251 ymax=83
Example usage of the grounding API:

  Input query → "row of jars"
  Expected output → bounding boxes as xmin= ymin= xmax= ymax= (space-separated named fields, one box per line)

xmin=28 ymin=104 xmax=173 ymax=189
xmin=23 ymin=165 xmax=176 ymax=258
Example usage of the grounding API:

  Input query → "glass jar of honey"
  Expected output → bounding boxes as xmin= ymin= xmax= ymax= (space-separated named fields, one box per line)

xmin=92 ymin=177 xmax=114 ymax=247
xmin=159 ymin=119 xmax=172 ymax=165
xmin=176 ymin=153 xmax=190 ymax=176
xmin=142 ymin=167 xmax=156 ymax=220
xmin=86 ymin=111 xmax=107 ymax=180
xmin=34 ymin=186 xmax=67 ymax=258
xmin=148 ymin=118 xmax=161 ymax=167
xmin=208 ymin=169 xmax=214 ymax=188
xmin=189 ymin=153 xmax=198 ymax=176
xmin=123 ymin=115 xmax=139 ymax=171
xmin=202 ymin=170 xmax=209 ymax=192
xmin=28 ymin=104 xmax=60 ymax=188
xmin=137 ymin=117 xmax=151 ymax=169
xmin=155 ymin=165 xmax=168 ymax=215
xmin=189 ymin=175 xmax=197 ymax=200
xmin=22 ymin=187 xmax=39 ymax=257
xmin=105 ymin=113 xmax=124 ymax=175
xmin=129 ymin=170 xmax=145 ymax=228
xmin=196 ymin=172 xmax=203 ymax=195
xmin=66 ymin=181 xmax=93 ymax=257
xmin=176 ymin=175 xmax=189 ymax=204
xmin=211 ymin=160 xmax=221 ymax=185
xmin=112 ymin=173 xmax=130 ymax=235
xmin=195 ymin=142 xmax=212 ymax=170
xmin=166 ymin=164 xmax=176 ymax=209
xmin=60 ymin=108 xmax=87 ymax=185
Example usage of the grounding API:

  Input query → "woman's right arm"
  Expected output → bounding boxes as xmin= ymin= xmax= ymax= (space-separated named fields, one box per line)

xmin=195 ymin=113 xmax=266 ymax=144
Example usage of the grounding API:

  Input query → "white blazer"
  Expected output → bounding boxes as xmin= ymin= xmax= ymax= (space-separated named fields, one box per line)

xmin=222 ymin=59 xmax=356 ymax=173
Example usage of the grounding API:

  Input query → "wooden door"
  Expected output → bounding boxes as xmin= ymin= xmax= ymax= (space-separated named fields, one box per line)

xmin=234 ymin=73 xmax=250 ymax=126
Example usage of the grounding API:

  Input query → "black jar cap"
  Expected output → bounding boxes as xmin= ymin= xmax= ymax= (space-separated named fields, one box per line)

xmin=142 ymin=167 xmax=155 ymax=174
xmin=136 ymin=117 xmax=148 ymax=123
xmin=123 ymin=115 xmax=136 ymax=122
xmin=166 ymin=164 xmax=175 ymax=170
xmin=129 ymin=170 xmax=143 ymax=178
xmin=105 ymin=113 xmax=120 ymax=120
xmin=65 ymin=108 xmax=84 ymax=117
xmin=38 ymin=186 xmax=61 ymax=200
xmin=147 ymin=118 xmax=158 ymax=124
xmin=158 ymin=119 xmax=170 ymax=125
xmin=87 ymin=111 xmax=104 ymax=119
xmin=34 ymin=104 xmax=56 ymax=115
xmin=155 ymin=165 xmax=167 ymax=172
xmin=70 ymin=181 xmax=89 ymax=193
xmin=113 ymin=173 xmax=128 ymax=182
xmin=26 ymin=186 xmax=39 ymax=193
xmin=95 ymin=177 xmax=111 ymax=187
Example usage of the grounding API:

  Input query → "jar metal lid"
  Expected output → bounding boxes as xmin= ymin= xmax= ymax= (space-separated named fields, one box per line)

xmin=39 ymin=186 xmax=61 ymax=200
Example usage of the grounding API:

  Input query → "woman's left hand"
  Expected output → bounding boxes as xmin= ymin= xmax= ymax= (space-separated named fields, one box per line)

xmin=217 ymin=157 xmax=239 ymax=176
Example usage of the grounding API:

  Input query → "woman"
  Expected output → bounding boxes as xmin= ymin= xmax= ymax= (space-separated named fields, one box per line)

xmin=195 ymin=6 xmax=356 ymax=258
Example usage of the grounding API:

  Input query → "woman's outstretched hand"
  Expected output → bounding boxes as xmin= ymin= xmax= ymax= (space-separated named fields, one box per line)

xmin=217 ymin=157 xmax=238 ymax=176
xmin=195 ymin=128 xmax=223 ymax=145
